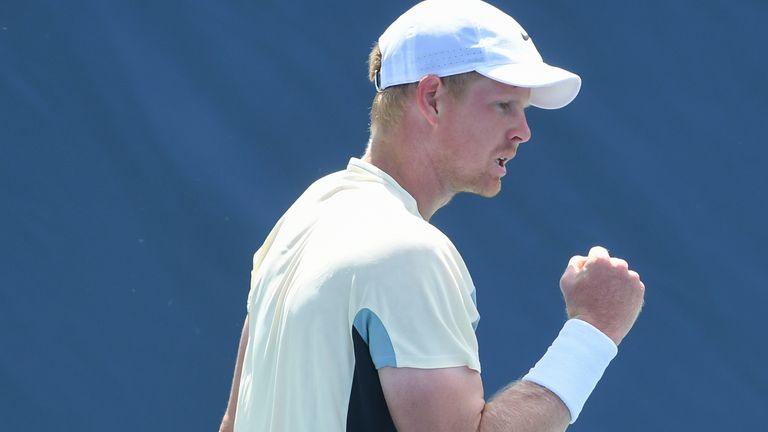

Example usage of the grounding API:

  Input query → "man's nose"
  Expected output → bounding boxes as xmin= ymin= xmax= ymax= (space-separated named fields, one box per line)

xmin=508 ymin=109 xmax=532 ymax=144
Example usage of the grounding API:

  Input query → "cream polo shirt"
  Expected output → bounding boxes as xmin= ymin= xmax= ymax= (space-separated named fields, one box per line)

xmin=234 ymin=158 xmax=480 ymax=432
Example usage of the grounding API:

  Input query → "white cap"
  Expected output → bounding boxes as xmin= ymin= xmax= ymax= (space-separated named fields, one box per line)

xmin=377 ymin=0 xmax=581 ymax=109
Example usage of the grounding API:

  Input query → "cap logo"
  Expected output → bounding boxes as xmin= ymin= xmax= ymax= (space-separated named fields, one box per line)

xmin=521 ymin=31 xmax=530 ymax=41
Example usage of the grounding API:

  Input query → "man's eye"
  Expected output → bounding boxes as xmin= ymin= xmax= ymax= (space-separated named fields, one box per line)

xmin=498 ymin=102 xmax=511 ymax=111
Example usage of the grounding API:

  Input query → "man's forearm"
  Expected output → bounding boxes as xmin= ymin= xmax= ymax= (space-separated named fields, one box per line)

xmin=479 ymin=380 xmax=570 ymax=432
xmin=220 ymin=315 xmax=249 ymax=432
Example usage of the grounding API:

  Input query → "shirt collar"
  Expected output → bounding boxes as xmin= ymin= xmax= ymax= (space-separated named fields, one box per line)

xmin=346 ymin=158 xmax=421 ymax=218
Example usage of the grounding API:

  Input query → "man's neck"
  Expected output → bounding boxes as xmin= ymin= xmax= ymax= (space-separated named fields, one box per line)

xmin=362 ymin=133 xmax=453 ymax=221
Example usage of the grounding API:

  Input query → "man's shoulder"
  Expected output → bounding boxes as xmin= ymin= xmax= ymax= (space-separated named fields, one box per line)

xmin=348 ymin=212 xmax=460 ymax=274
xmin=283 ymin=162 xmax=460 ymax=260
xmin=296 ymin=166 xmax=422 ymax=226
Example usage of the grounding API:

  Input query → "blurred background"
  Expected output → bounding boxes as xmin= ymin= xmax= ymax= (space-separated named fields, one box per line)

xmin=2 ymin=0 xmax=766 ymax=430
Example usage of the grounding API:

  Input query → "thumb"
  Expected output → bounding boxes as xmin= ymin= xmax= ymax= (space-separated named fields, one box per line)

xmin=588 ymin=246 xmax=610 ymax=259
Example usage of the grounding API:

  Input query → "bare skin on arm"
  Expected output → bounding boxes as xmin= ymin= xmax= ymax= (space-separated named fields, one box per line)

xmin=379 ymin=246 xmax=645 ymax=431
xmin=219 ymin=315 xmax=249 ymax=432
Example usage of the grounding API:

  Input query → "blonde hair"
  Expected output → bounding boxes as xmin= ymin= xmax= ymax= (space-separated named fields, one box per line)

xmin=367 ymin=42 xmax=482 ymax=135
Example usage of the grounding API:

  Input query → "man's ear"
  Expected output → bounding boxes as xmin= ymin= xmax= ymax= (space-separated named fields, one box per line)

xmin=415 ymin=75 xmax=443 ymax=127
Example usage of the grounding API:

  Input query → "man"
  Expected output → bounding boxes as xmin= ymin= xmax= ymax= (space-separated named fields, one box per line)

xmin=220 ymin=1 xmax=645 ymax=431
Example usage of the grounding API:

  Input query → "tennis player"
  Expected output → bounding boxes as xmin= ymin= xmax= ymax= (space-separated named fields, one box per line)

xmin=220 ymin=1 xmax=645 ymax=431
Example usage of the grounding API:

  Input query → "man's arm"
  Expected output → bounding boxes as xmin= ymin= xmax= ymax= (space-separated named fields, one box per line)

xmin=379 ymin=246 xmax=644 ymax=431
xmin=219 ymin=315 xmax=249 ymax=432
xmin=380 ymin=366 xmax=570 ymax=432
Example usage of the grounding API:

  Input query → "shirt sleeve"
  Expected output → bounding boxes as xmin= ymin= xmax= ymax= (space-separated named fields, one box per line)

xmin=246 ymin=215 xmax=286 ymax=313
xmin=350 ymin=241 xmax=481 ymax=372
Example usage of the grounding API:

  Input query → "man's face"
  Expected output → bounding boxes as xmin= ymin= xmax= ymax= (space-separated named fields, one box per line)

xmin=433 ymin=77 xmax=532 ymax=198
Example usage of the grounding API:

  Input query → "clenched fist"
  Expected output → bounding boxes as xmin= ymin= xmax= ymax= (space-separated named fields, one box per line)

xmin=560 ymin=246 xmax=645 ymax=345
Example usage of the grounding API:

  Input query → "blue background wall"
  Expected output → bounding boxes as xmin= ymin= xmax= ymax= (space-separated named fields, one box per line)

xmin=2 ymin=1 xmax=766 ymax=430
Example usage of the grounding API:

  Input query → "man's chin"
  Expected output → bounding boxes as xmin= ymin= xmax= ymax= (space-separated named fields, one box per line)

xmin=473 ymin=182 xmax=502 ymax=198
xmin=481 ymin=189 xmax=501 ymax=198
xmin=459 ymin=177 xmax=503 ymax=198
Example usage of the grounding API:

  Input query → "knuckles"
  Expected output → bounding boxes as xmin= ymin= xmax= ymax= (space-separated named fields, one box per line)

xmin=561 ymin=251 xmax=646 ymax=299
xmin=611 ymin=258 xmax=629 ymax=270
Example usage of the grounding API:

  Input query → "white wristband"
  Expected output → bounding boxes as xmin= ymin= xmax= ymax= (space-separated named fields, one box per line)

xmin=522 ymin=319 xmax=618 ymax=423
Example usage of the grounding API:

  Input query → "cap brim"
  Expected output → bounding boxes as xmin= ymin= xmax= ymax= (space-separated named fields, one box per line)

xmin=475 ymin=63 xmax=582 ymax=110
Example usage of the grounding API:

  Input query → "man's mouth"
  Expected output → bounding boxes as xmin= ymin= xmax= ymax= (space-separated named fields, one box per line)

xmin=496 ymin=157 xmax=508 ymax=167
